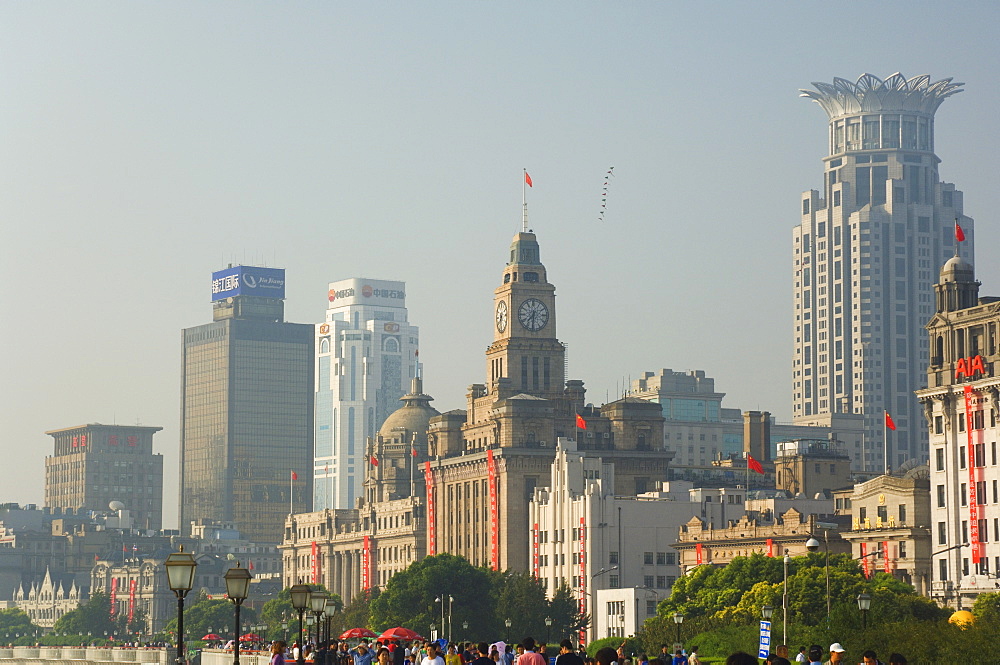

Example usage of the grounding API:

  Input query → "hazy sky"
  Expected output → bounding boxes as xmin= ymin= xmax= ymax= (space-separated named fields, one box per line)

xmin=3 ymin=2 xmax=998 ymax=530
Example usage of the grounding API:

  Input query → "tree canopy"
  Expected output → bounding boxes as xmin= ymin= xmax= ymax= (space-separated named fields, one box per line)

xmin=53 ymin=591 xmax=147 ymax=638
xmin=162 ymin=591 xmax=259 ymax=640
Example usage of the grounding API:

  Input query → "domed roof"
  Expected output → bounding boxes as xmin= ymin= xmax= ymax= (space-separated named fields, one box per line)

xmin=940 ymin=255 xmax=974 ymax=281
xmin=378 ymin=377 xmax=439 ymax=441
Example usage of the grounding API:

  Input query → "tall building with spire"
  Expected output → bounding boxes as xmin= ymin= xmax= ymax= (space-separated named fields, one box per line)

xmin=313 ymin=278 xmax=419 ymax=510
xmin=793 ymin=73 xmax=975 ymax=472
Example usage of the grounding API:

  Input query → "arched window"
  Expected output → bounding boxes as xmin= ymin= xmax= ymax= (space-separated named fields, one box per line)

xmin=320 ymin=337 xmax=331 ymax=354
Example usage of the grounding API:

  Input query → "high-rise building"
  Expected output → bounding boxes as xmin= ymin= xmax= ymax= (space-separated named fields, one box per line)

xmin=44 ymin=423 xmax=164 ymax=530
xmin=793 ymin=73 xmax=974 ymax=472
xmin=313 ymin=278 xmax=419 ymax=510
xmin=180 ymin=265 xmax=313 ymax=543
xmin=917 ymin=256 xmax=999 ymax=608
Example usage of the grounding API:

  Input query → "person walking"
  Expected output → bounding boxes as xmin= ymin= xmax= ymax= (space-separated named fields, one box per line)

xmin=470 ymin=644 xmax=493 ymax=665
xmin=517 ymin=639 xmax=546 ymax=665
xmin=823 ymin=644 xmax=845 ymax=665
xmin=794 ymin=647 xmax=807 ymax=664
xmin=555 ymin=641 xmax=583 ymax=665
xmin=272 ymin=642 xmax=288 ymax=665
xmin=421 ymin=643 xmax=446 ymax=665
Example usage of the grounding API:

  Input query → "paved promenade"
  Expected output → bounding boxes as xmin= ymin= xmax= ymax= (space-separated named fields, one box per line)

xmin=0 ymin=648 xmax=273 ymax=665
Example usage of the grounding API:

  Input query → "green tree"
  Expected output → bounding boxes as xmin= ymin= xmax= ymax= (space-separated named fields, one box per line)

xmin=370 ymin=554 xmax=493 ymax=638
xmin=0 ymin=608 xmax=40 ymax=643
xmin=54 ymin=592 xmax=118 ymax=636
xmin=973 ymin=591 xmax=1000 ymax=623
xmin=162 ymin=593 xmax=258 ymax=641
xmin=331 ymin=589 xmax=378 ymax=639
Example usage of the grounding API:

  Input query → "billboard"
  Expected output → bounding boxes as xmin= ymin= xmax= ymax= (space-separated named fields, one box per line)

xmin=327 ymin=277 xmax=406 ymax=308
xmin=211 ymin=266 xmax=286 ymax=301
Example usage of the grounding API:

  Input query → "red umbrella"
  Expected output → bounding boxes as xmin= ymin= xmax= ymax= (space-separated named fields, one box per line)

xmin=202 ymin=634 xmax=222 ymax=640
xmin=240 ymin=633 xmax=261 ymax=641
xmin=340 ymin=628 xmax=378 ymax=640
xmin=379 ymin=627 xmax=422 ymax=641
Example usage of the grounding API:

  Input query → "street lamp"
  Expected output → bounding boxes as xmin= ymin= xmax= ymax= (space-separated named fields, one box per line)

xmin=435 ymin=597 xmax=445 ymax=642
xmin=761 ymin=605 xmax=773 ymax=620
xmin=429 ymin=624 xmax=436 ymax=640
xmin=462 ymin=621 xmax=468 ymax=641
xmin=289 ymin=584 xmax=312 ymax=665
xmin=281 ymin=619 xmax=288 ymax=643
xmin=448 ymin=595 xmax=454 ymax=644
xmin=782 ymin=551 xmax=790 ymax=646
xmin=672 ymin=612 xmax=683 ymax=645
xmin=310 ymin=591 xmax=328 ymax=648
xmin=224 ymin=562 xmax=252 ymax=665
xmin=165 ymin=545 xmax=198 ymax=665
xmin=806 ymin=521 xmax=837 ymax=626
xmin=857 ymin=593 xmax=871 ymax=630
xmin=544 ymin=617 xmax=552 ymax=644
xmin=504 ymin=618 xmax=511 ymax=644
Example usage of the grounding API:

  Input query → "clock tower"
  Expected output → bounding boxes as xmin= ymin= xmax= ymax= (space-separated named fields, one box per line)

xmin=486 ymin=230 xmax=565 ymax=398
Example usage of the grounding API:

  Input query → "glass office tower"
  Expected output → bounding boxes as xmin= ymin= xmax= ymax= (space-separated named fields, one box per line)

xmin=180 ymin=266 xmax=313 ymax=543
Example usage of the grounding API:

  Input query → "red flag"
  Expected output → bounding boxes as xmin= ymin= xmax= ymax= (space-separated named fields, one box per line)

xmin=955 ymin=220 xmax=966 ymax=242
xmin=885 ymin=411 xmax=896 ymax=431
xmin=525 ymin=172 xmax=533 ymax=187
xmin=747 ymin=454 xmax=764 ymax=474
xmin=370 ymin=456 xmax=379 ymax=466
xmin=291 ymin=471 xmax=298 ymax=480
xmin=411 ymin=447 xmax=417 ymax=457
xmin=248 ymin=560 xmax=254 ymax=571
xmin=575 ymin=414 xmax=587 ymax=430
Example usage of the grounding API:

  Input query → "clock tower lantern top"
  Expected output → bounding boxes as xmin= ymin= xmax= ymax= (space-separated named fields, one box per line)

xmin=503 ymin=231 xmax=548 ymax=284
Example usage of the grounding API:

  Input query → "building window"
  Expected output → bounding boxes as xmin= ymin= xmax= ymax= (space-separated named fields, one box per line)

xmin=644 ymin=575 xmax=654 ymax=588
xmin=935 ymin=416 xmax=943 ymax=434
xmin=936 ymin=448 xmax=945 ymax=471
xmin=656 ymin=575 xmax=666 ymax=589
xmin=656 ymin=552 xmax=666 ymax=565
xmin=976 ymin=444 xmax=986 ymax=468
xmin=937 ymin=485 xmax=946 ymax=508
xmin=899 ymin=504 xmax=907 ymax=522
xmin=644 ymin=552 xmax=654 ymax=565
xmin=609 ymin=551 xmax=619 ymax=565
xmin=961 ymin=484 xmax=967 ymax=506
xmin=939 ymin=558 xmax=947 ymax=581
xmin=609 ymin=575 xmax=620 ymax=588
xmin=960 ymin=447 xmax=966 ymax=469
xmin=938 ymin=522 xmax=947 ymax=545
xmin=899 ymin=541 xmax=907 ymax=559
xmin=646 ymin=600 xmax=657 ymax=615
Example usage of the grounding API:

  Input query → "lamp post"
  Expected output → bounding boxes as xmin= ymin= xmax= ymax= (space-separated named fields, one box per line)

xmin=435 ymin=597 xmax=445 ymax=642
xmin=430 ymin=624 xmax=436 ymax=641
xmin=281 ymin=619 xmax=288 ymax=643
xmin=165 ymin=546 xmax=198 ymax=665
xmin=761 ymin=605 xmax=773 ymax=621
xmin=224 ymin=562 xmax=252 ymax=665
xmin=504 ymin=618 xmax=511 ymax=644
xmin=448 ymin=595 xmax=454 ymax=644
xmin=310 ymin=591 xmax=328 ymax=648
xmin=857 ymin=593 xmax=871 ymax=630
xmin=806 ymin=521 xmax=837 ymax=627
xmin=782 ymin=551 xmax=790 ymax=646
xmin=672 ymin=613 xmax=683 ymax=646
xmin=462 ymin=621 xmax=468 ymax=642
xmin=544 ymin=617 xmax=552 ymax=644
xmin=289 ymin=584 xmax=311 ymax=665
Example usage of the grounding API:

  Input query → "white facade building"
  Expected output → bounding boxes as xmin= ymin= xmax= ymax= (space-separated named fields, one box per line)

xmin=529 ymin=440 xmax=737 ymax=641
xmin=794 ymin=73 xmax=974 ymax=472
xmin=314 ymin=278 xmax=419 ymax=509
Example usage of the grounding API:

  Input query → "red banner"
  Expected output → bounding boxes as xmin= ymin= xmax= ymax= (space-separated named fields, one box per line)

xmin=128 ymin=580 xmax=136 ymax=625
xmin=487 ymin=450 xmax=499 ymax=570
xmin=424 ymin=461 xmax=436 ymax=556
xmin=311 ymin=541 xmax=319 ymax=583
xmin=110 ymin=577 xmax=118 ymax=616
xmin=861 ymin=543 xmax=870 ymax=579
xmin=965 ymin=385 xmax=984 ymax=564
xmin=696 ymin=543 xmax=703 ymax=565
xmin=579 ymin=517 xmax=586 ymax=647
xmin=883 ymin=541 xmax=891 ymax=574
xmin=766 ymin=538 xmax=773 ymax=557
xmin=362 ymin=536 xmax=371 ymax=590
xmin=532 ymin=523 xmax=540 ymax=578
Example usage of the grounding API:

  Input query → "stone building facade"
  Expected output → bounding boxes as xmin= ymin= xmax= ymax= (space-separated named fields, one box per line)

xmin=916 ymin=255 xmax=1000 ymax=608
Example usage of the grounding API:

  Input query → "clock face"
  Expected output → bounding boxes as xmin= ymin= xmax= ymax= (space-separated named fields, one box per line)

xmin=518 ymin=298 xmax=549 ymax=332
xmin=496 ymin=300 xmax=508 ymax=333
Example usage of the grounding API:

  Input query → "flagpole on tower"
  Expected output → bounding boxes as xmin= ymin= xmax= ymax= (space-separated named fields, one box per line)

xmin=522 ymin=169 xmax=530 ymax=232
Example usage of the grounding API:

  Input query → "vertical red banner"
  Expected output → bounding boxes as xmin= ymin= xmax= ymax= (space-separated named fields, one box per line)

xmin=110 ymin=577 xmax=118 ymax=616
xmin=766 ymin=538 xmax=774 ymax=557
xmin=424 ymin=461 xmax=436 ymax=555
xmin=532 ymin=523 xmax=540 ymax=578
xmin=311 ymin=541 xmax=319 ymax=583
xmin=696 ymin=542 xmax=703 ymax=565
xmin=578 ymin=517 xmax=586 ymax=647
xmin=861 ymin=543 xmax=870 ymax=579
xmin=965 ymin=385 xmax=983 ymax=564
xmin=883 ymin=541 xmax=891 ymax=574
xmin=487 ymin=450 xmax=499 ymax=570
xmin=128 ymin=580 xmax=136 ymax=625
xmin=362 ymin=536 xmax=371 ymax=590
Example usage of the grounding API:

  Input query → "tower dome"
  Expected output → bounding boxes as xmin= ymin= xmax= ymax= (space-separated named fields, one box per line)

xmin=934 ymin=255 xmax=979 ymax=312
xmin=940 ymin=255 xmax=974 ymax=282
xmin=378 ymin=376 xmax=439 ymax=444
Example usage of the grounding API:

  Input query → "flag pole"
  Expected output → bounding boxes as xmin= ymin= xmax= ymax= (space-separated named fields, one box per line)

xmin=522 ymin=169 xmax=528 ymax=232
xmin=746 ymin=452 xmax=750 ymax=492
xmin=884 ymin=413 xmax=889 ymax=476
xmin=289 ymin=471 xmax=293 ymax=516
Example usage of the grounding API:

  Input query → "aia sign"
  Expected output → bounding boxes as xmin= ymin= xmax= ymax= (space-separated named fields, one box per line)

xmin=955 ymin=355 xmax=987 ymax=379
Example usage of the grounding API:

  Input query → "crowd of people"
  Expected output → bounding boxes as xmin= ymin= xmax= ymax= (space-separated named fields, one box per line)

xmin=724 ymin=643 xmax=908 ymax=665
